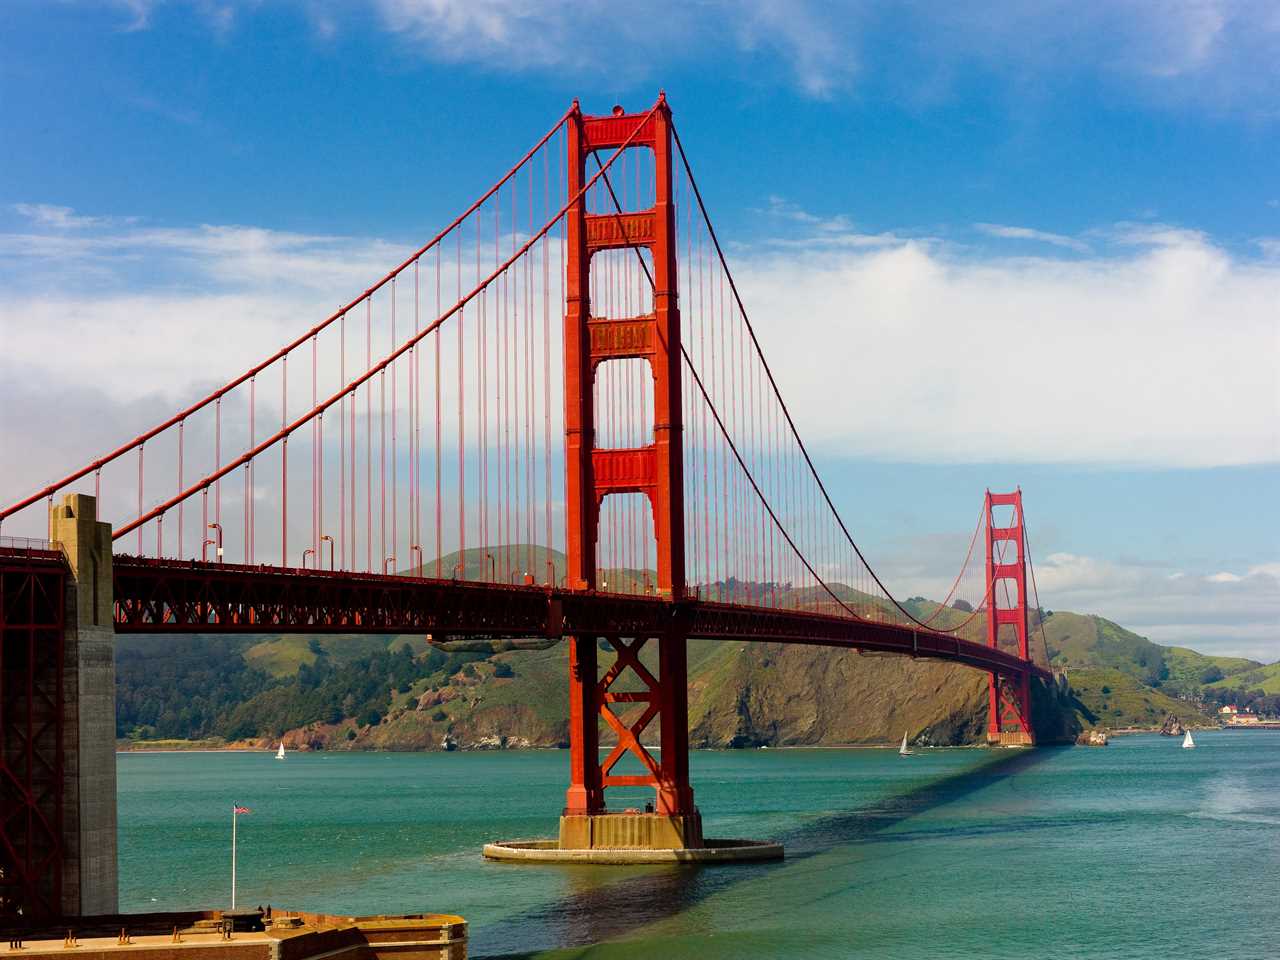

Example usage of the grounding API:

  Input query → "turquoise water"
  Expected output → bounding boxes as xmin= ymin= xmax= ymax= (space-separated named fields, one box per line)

xmin=119 ymin=732 xmax=1278 ymax=958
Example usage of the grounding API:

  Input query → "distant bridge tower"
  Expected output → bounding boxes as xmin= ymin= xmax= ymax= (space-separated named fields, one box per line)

xmin=985 ymin=489 xmax=1035 ymax=745
xmin=560 ymin=95 xmax=701 ymax=850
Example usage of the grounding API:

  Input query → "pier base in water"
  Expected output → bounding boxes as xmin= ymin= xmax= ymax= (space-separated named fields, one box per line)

xmin=484 ymin=811 xmax=781 ymax=864
xmin=483 ymin=837 xmax=783 ymax=864
xmin=989 ymin=730 xmax=1035 ymax=747
xmin=558 ymin=811 xmax=704 ymax=851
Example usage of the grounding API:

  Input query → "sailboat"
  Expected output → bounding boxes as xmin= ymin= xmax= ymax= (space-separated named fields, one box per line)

xmin=899 ymin=732 xmax=913 ymax=757
xmin=1182 ymin=730 xmax=1195 ymax=749
xmin=275 ymin=742 xmax=286 ymax=760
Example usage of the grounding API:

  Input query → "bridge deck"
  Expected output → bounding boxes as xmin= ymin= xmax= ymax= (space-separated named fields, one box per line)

xmin=110 ymin=557 xmax=1048 ymax=679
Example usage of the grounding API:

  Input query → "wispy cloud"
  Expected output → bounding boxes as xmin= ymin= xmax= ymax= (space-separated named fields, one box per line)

xmin=753 ymin=197 xmax=915 ymax=249
xmin=365 ymin=0 xmax=856 ymax=96
xmin=763 ymin=196 xmax=854 ymax=233
xmin=12 ymin=203 xmax=122 ymax=230
xmin=103 ymin=0 xmax=238 ymax=35
xmin=88 ymin=0 xmax=1280 ymax=109
xmin=108 ymin=0 xmax=155 ymax=32
xmin=369 ymin=0 xmax=1280 ymax=108
xmin=975 ymin=222 xmax=1090 ymax=253
xmin=729 ymin=1 xmax=857 ymax=97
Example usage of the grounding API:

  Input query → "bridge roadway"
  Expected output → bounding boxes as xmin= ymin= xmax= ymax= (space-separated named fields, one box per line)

xmin=109 ymin=556 xmax=1049 ymax=680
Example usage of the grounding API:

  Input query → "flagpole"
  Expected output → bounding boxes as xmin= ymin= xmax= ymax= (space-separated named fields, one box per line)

xmin=231 ymin=805 xmax=237 ymax=909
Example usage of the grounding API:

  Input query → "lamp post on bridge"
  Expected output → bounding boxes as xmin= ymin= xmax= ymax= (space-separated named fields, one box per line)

xmin=205 ymin=522 xmax=222 ymax=563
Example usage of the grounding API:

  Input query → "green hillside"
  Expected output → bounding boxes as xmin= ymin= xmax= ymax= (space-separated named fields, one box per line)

xmin=244 ymin=634 xmax=411 ymax=678
xmin=1162 ymin=646 xmax=1262 ymax=695
xmin=1206 ymin=661 xmax=1280 ymax=695
xmin=1043 ymin=612 xmax=1168 ymax=685
xmin=1065 ymin=668 xmax=1216 ymax=729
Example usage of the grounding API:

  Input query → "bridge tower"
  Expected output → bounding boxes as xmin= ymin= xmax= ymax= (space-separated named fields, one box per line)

xmin=559 ymin=95 xmax=702 ymax=850
xmin=985 ymin=489 xmax=1035 ymax=745
xmin=0 ymin=494 xmax=118 ymax=921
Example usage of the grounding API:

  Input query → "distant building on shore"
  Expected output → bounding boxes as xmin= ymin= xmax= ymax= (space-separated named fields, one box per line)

xmin=1219 ymin=705 xmax=1262 ymax=726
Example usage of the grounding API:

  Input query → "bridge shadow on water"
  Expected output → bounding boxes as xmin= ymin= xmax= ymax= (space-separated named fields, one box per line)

xmin=473 ymin=746 xmax=1061 ymax=958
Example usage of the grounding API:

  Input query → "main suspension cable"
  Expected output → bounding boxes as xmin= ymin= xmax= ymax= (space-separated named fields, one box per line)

xmin=670 ymin=121 xmax=981 ymax=634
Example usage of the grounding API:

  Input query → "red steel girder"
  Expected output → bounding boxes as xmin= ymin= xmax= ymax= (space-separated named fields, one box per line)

xmin=587 ymin=315 xmax=657 ymax=365
xmin=110 ymin=557 xmax=1050 ymax=682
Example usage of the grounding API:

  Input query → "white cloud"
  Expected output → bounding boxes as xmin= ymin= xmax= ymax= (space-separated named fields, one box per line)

xmin=1023 ymin=551 xmax=1280 ymax=661
xmin=737 ymin=219 xmax=1280 ymax=467
xmin=4 ymin=203 xmax=1278 ymax=478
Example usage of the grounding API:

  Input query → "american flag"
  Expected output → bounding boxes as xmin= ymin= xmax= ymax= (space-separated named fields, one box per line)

xmin=233 ymin=805 xmax=251 ymax=814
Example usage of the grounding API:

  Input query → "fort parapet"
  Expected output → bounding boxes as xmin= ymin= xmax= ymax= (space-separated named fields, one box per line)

xmin=1 ymin=909 xmax=466 ymax=960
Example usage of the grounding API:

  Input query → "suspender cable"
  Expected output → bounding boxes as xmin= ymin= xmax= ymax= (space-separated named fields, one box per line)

xmin=114 ymin=104 xmax=662 ymax=544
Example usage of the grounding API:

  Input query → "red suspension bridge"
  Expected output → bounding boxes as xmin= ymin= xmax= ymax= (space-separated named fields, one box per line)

xmin=0 ymin=94 xmax=1054 ymax=907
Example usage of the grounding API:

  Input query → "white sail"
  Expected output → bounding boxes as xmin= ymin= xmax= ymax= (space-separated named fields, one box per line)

xmin=1182 ymin=730 xmax=1195 ymax=749
xmin=899 ymin=732 xmax=912 ymax=756
xmin=276 ymin=742 xmax=286 ymax=760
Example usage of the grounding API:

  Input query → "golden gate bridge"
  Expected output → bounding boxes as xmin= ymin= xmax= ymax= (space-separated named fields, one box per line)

xmin=0 ymin=94 xmax=1053 ymax=914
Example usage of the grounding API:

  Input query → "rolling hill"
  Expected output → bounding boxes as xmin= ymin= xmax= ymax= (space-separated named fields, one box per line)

xmin=1206 ymin=661 xmax=1280 ymax=696
xmin=114 ymin=545 xmax=1274 ymax=750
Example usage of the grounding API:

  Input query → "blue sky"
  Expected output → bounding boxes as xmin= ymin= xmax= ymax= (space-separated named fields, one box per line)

xmin=1 ymin=0 xmax=1277 ymax=659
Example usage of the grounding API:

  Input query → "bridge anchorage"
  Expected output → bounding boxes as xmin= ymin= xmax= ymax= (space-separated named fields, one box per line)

xmin=0 ymin=92 xmax=1057 ymax=897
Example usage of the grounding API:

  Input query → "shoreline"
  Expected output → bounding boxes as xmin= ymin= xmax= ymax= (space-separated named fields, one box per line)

xmin=118 ymin=741 xmax=1019 ymax=755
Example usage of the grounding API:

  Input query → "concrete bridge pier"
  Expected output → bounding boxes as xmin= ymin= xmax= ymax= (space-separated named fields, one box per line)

xmin=49 ymin=493 xmax=119 ymax=916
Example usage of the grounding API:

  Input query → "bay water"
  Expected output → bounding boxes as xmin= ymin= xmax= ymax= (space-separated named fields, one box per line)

xmin=118 ymin=731 xmax=1278 ymax=958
